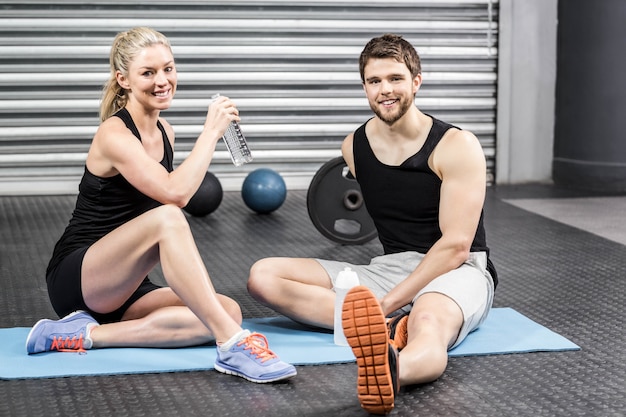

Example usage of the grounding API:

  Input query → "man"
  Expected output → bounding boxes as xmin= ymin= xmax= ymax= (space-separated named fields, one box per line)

xmin=247 ymin=33 xmax=497 ymax=414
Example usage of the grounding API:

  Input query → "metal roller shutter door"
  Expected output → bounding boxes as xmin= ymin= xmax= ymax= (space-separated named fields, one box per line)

xmin=0 ymin=0 xmax=498 ymax=194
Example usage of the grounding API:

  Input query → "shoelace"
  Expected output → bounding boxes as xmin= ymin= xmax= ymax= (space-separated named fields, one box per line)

xmin=386 ymin=315 xmax=408 ymax=351
xmin=237 ymin=333 xmax=277 ymax=363
xmin=50 ymin=333 xmax=87 ymax=353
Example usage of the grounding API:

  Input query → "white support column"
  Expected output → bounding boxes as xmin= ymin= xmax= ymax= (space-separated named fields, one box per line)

xmin=496 ymin=0 xmax=558 ymax=184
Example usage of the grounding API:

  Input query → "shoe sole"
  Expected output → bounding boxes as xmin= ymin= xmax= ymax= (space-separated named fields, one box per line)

xmin=214 ymin=362 xmax=297 ymax=384
xmin=342 ymin=286 xmax=396 ymax=415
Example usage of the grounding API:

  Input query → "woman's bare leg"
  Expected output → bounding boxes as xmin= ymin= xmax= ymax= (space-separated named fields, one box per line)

xmin=89 ymin=288 xmax=243 ymax=348
xmin=81 ymin=204 xmax=242 ymax=344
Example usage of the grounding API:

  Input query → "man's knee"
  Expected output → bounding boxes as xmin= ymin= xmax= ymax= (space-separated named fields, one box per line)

xmin=408 ymin=310 xmax=447 ymax=338
xmin=407 ymin=302 xmax=463 ymax=348
xmin=247 ymin=258 xmax=276 ymax=301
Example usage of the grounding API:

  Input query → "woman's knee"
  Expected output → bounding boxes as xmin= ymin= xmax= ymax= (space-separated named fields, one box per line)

xmin=154 ymin=204 xmax=187 ymax=225
xmin=147 ymin=204 xmax=191 ymax=237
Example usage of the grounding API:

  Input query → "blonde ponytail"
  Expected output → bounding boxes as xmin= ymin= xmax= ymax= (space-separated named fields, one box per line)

xmin=99 ymin=27 xmax=172 ymax=121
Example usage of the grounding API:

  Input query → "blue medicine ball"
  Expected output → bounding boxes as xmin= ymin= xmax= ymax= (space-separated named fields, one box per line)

xmin=241 ymin=168 xmax=287 ymax=214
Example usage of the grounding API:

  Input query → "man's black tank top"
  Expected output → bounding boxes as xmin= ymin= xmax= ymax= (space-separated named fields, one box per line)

xmin=353 ymin=116 xmax=497 ymax=286
xmin=46 ymin=108 xmax=174 ymax=276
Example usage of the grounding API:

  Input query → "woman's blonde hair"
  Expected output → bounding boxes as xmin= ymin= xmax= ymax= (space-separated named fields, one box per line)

xmin=99 ymin=27 xmax=172 ymax=121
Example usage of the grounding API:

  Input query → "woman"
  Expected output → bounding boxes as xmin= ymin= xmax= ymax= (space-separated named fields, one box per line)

xmin=25 ymin=27 xmax=296 ymax=384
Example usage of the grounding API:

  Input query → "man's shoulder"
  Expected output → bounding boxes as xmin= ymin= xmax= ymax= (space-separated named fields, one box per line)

xmin=429 ymin=115 xmax=460 ymax=132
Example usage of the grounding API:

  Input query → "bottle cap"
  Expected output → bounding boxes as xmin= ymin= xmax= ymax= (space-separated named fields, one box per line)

xmin=336 ymin=267 xmax=359 ymax=288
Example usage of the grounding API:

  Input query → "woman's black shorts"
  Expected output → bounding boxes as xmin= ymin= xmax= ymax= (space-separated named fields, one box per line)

xmin=46 ymin=246 xmax=161 ymax=324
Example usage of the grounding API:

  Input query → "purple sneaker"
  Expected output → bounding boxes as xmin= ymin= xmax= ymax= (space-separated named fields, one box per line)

xmin=26 ymin=311 xmax=98 ymax=354
xmin=214 ymin=331 xmax=297 ymax=383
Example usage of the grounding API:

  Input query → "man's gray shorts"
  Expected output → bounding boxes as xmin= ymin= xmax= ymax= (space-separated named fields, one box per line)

xmin=316 ymin=251 xmax=495 ymax=349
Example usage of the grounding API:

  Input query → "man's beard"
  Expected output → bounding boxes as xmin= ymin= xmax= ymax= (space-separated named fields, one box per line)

xmin=370 ymin=95 xmax=414 ymax=126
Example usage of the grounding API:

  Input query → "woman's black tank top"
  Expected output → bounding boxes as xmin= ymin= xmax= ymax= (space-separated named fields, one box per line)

xmin=46 ymin=108 xmax=174 ymax=275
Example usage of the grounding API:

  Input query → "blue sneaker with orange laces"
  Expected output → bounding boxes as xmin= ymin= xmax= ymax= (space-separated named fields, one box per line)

xmin=26 ymin=310 xmax=98 ymax=354
xmin=214 ymin=330 xmax=297 ymax=383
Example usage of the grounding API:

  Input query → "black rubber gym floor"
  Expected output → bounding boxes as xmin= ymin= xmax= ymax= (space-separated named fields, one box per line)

xmin=1 ymin=184 xmax=624 ymax=417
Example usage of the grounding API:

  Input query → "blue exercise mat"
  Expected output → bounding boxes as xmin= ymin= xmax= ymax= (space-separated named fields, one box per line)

xmin=0 ymin=308 xmax=579 ymax=380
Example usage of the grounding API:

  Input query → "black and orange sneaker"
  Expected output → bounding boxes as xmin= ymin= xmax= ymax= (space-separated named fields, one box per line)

xmin=342 ymin=286 xmax=399 ymax=415
xmin=387 ymin=313 xmax=409 ymax=351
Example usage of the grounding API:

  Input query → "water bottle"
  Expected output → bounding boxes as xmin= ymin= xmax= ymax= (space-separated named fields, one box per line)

xmin=334 ymin=267 xmax=360 ymax=346
xmin=211 ymin=93 xmax=253 ymax=167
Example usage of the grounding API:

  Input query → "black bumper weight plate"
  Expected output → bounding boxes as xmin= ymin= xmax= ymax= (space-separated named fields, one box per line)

xmin=307 ymin=157 xmax=378 ymax=245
